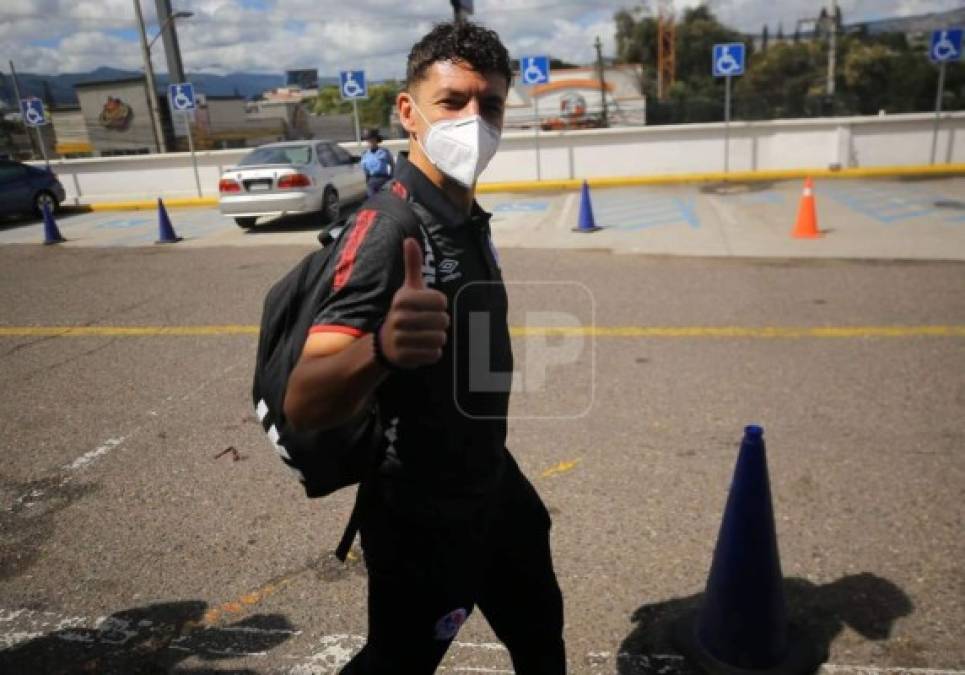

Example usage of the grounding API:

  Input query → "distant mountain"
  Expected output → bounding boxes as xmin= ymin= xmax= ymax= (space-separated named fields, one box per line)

xmin=0 ymin=67 xmax=294 ymax=108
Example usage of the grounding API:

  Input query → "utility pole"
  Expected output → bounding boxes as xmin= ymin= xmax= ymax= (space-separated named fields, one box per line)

xmin=155 ymin=0 xmax=186 ymax=83
xmin=134 ymin=0 xmax=166 ymax=153
xmin=450 ymin=0 xmax=468 ymax=24
xmin=594 ymin=36 xmax=609 ymax=128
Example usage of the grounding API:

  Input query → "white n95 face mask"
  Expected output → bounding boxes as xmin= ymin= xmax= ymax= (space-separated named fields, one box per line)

xmin=412 ymin=102 xmax=501 ymax=188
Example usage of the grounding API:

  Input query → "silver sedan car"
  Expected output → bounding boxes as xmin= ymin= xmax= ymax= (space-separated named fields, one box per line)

xmin=218 ymin=140 xmax=367 ymax=228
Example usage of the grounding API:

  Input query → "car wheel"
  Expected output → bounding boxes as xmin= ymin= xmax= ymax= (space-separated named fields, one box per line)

xmin=33 ymin=191 xmax=58 ymax=218
xmin=235 ymin=217 xmax=257 ymax=228
xmin=322 ymin=188 xmax=340 ymax=225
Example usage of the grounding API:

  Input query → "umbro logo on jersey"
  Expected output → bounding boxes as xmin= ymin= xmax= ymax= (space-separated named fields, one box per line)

xmin=438 ymin=258 xmax=462 ymax=283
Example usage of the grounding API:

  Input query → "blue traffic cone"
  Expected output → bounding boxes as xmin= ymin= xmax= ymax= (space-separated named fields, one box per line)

xmin=673 ymin=425 xmax=825 ymax=674
xmin=156 ymin=198 xmax=182 ymax=244
xmin=572 ymin=180 xmax=602 ymax=233
xmin=41 ymin=201 xmax=66 ymax=245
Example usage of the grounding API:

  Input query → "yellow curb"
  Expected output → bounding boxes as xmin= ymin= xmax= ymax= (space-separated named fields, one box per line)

xmin=88 ymin=197 xmax=218 ymax=211
xmin=476 ymin=163 xmax=965 ymax=193
xmin=80 ymin=164 xmax=965 ymax=208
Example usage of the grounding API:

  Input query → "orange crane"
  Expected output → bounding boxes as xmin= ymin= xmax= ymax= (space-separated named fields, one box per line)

xmin=657 ymin=0 xmax=676 ymax=100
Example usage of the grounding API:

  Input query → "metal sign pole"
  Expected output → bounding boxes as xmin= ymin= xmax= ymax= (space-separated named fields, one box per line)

xmin=352 ymin=99 xmax=361 ymax=147
xmin=930 ymin=61 xmax=947 ymax=165
xmin=184 ymin=111 xmax=202 ymax=197
xmin=534 ymin=96 xmax=542 ymax=181
xmin=724 ymin=75 xmax=732 ymax=174
xmin=35 ymin=125 xmax=50 ymax=169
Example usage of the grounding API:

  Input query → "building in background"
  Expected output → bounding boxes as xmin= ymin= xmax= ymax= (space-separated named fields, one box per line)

xmin=74 ymin=77 xmax=159 ymax=156
xmin=50 ymin=105 xmax=92 ymax=157
xmin=192 ymin=94 xmax=285 ymax=149
xmin=504 ymin=64 xmax=646 ymax=130
xmin=246 ymin=98 xmax=311 ymax=140
xmin=286 ymin=69 xmax=319 ymax=91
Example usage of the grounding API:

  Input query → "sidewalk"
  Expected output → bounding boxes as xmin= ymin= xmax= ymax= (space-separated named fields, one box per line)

xmin=483 ymin=176 xmax=965 ymax=261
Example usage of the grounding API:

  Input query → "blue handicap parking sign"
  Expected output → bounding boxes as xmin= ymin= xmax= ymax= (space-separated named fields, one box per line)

xmin=20 ymin=98 xmax=47 ymax=127
xmin=930 ymin=29 xmax=962 ymax=63
xmin=339 ymin=70 xmax=367 ymax=100
xmin=712 ymin=43 xmax=745 ymax=77
xmin=168 ymin=83 xmax=197 ymax=111
xmin=520 ymin=56 xmax=550 ymax=86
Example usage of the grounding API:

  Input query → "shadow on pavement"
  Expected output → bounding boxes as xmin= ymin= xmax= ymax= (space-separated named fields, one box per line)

xmin=0 ymin=207 xmax=90 ymax=232
xmin=617 ymin=573 xmax=913 ymax=674
xmin=0 ymin=600 xmax=295 ymax=674
xmin=0 ymin=476 xmax=100 ymax=582
xmin=243 ymin=199 xmax=365 ymax=235
xmin=699 ymin=181 xmax=776 ymax=195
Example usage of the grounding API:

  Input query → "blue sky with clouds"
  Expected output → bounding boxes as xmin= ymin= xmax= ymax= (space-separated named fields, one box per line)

xmin=1 ymin=0 xmax=962 ymax=77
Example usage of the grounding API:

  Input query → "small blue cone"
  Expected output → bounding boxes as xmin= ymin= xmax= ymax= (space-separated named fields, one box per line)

xmin=572 ymin=180 xmax=602 ymax=233
xmin=41 ymin=201 xmax=66 ymax=245
xmin=156 ymin=198 xmax=182 ymax=244
xmin=673 ymin=425 xmax=825 ymax=674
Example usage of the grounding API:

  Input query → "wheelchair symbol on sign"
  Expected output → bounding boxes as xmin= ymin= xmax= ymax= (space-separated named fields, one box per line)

xmin=522 ymin=58 xmax=547 ymax=85
xmin=25 ymin=105 xmax=44 ymax=126
xmin=932 ymin=31 xmax=959 ymax=62
xmin=342 ymin=73 xmax=363 ymax=98
xmin=172 ymin=85 xmax=192 ymax=110
xmin=715 ymin=47 xmax=741 ymax=76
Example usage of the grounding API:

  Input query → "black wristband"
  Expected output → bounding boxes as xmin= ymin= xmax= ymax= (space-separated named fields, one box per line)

xmin=373 ymin=320 xmax=401 ymax=372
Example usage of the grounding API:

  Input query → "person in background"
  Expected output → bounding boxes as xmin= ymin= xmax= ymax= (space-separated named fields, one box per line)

xmin=361 ymin=128 xmax=395 ymax=196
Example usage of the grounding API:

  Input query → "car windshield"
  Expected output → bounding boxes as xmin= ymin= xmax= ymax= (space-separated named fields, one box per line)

xmin=238 ymin=145 xmax=312 ymax=166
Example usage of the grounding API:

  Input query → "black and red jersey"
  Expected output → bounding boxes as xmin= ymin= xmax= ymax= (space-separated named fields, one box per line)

xmin=311 ymin=155 xmax=513 ymax=513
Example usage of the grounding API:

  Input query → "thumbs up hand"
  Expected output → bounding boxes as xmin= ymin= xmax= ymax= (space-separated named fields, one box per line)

xmin=378 ymin=238 xmax=449 ymax=369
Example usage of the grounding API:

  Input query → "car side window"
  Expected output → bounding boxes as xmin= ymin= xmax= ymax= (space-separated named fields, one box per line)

xmin=0 ymin=163 xmax=27 ymax=181
xmin=331 ymin=145 xmax=354 ymax=165
xmin=316 ymin=144 xmax=338 ymax=168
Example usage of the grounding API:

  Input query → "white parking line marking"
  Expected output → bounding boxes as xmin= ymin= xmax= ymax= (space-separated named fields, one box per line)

xmin=4 ymin=607 xmax=964 ymax=675
xmin=64 ymin=437 xmax=126 ymax=471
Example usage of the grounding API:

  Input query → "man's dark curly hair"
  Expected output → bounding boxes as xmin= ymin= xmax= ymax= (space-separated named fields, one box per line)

xmin=406 ymin=21 xmax=512 ymax=89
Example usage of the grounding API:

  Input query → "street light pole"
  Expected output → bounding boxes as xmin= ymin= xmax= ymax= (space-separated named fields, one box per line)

xmin=826 ymin=0 xmax=838 ymax=99
xmin=594 ymin=37 xmax=609 ymax=127
xmin=134 ymin=0 xmax=166 ymax=153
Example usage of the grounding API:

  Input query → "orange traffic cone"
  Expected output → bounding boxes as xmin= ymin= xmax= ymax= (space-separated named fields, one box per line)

xmin=792 ymin=177 xmax=820 ymax=239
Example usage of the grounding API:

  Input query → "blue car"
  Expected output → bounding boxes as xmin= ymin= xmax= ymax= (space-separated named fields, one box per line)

xmin=0 ymin=159 xmax=67 ymax=218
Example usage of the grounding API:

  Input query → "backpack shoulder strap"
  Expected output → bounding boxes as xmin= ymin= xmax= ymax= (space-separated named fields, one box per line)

xmin=333 ymin=185 xmax=423 ymax=563
xmin=363 ymin=187 xmax=424 ymax=240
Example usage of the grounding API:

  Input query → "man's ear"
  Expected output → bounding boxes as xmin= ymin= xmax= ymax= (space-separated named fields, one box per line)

xmin=397 ymin=91 xmax=418 ymax=136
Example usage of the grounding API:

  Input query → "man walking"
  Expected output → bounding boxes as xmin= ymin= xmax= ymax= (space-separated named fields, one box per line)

xmin=360 ymin=128 xmax=394 ymax=197
xmin=284 ymin=21 xmax=566 ymax=675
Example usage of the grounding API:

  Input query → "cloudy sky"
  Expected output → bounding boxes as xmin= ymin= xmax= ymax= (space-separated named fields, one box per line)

xmin=1 ymin=0 xmax=962 ymax=78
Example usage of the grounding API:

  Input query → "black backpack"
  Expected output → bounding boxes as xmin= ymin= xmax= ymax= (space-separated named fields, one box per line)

xmin=252 ymin=189 xmax=423 ymax=560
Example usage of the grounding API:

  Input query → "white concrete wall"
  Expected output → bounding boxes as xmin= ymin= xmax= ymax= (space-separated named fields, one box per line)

xmin=30 ymin=111 xmax=965 ymax=205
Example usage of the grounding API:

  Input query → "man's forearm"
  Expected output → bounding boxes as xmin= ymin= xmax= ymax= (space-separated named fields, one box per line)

xmin=284 ymin=334 xmax=387 ymax=431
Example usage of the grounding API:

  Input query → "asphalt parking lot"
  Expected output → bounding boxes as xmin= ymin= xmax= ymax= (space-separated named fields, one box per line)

xmin=0 ymin=179 xmax=963 ymax=674
xmin=2 ymin=176 xmax=964 ymax=259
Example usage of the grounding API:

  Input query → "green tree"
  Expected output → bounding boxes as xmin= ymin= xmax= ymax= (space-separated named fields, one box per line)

xmin=310 ymin=81 xmax=401 ymax=129
xmin=735 ymin=41 xmax=823 ymax=118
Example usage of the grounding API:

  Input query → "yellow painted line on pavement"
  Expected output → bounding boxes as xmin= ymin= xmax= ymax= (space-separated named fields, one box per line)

xmin=512 ymin=325 xmax=965 ymax=338
xmin=0 ymin=325 xmax=258 ymax=337
xmin=1 ymin=325 xmax=964 ymax=338
xmin=541 ymin=459 xmax=582 ymax=478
